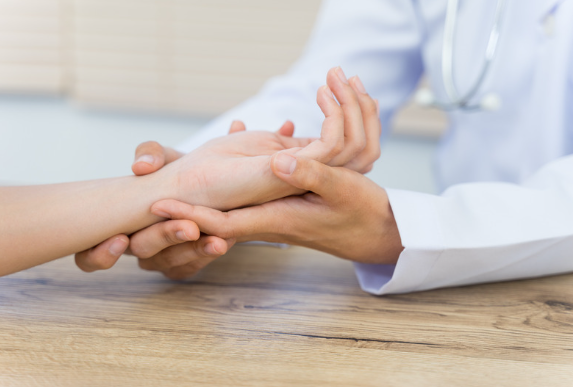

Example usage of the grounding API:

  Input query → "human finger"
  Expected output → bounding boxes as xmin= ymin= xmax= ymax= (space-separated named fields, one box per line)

xmin=150 ymin=199 xmax=278 ymax=240
xmin=132 ymin=141 xmax=184 ymax=176
xmin=271 ymin=153 xmax=340 ymax=199
xmin=326 ymin=67 xmax=367 ymax=166
xmin=75 ymin=235 xmax=129 ymax=272
xmin=359 ymin=163 xmax=375 ymax=174
xmin=228 ymin=120 xmax=247 ymax=134
xmin=274 ymin=120 xmax=316 ymax=149
xmin=138 ymin=235 xmax=233 ymax=273
xmin=295 ymin=83 xmax=344 ymax=163
xmin=276 ymin=120 xmax=295 ymax=137
xmin=129 ymin=219 xmax=201 ymax=259
xmin=344 ymin=77 xmax=382 ymax=171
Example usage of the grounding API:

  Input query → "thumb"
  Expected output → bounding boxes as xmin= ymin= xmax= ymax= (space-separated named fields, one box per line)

xmin=271 ymin=152 xmax=338 ymax=197
xmin=132 ymin=141 xmax=183 ymax=176
xmin=276 ymin=120 xmax=295 ymax=137
xmin=228 ymin=120 xmax=246 ymax=134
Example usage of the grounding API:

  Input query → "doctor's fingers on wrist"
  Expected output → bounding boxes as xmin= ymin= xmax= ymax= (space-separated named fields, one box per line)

xmin=151 ymin=199 xmax=279 ymax=240
xmin=128 ymin=219 xmax=201 ymax=259
xmin=343 ymin=77 xmax=382 ymax=172
xmin=325 ymin=67 xmax=368 ymax=166
xmin=75 ymin=235 xmax=129 ymax=272
xmin=132 ymin=141 xmax=184 ymax=176
xmin=137 ymin=236 xmax=233 ymax=273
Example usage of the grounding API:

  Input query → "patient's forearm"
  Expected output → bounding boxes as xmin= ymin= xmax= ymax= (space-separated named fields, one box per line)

xmin=0 ymin=173 xmax=172 ymax=276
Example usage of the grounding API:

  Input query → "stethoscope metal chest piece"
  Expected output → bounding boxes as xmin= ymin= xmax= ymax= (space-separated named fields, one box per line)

xmin=416 ymin=0 xmax=507 ymax=112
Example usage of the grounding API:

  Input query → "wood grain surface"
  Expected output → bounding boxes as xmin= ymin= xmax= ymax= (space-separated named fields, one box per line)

xmin=1 ymin=245 xmax=572 ymax=386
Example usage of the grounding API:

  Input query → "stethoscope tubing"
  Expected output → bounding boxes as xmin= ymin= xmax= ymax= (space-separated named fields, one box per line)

xmin=432 ymin=0 xmax=507 ymax=111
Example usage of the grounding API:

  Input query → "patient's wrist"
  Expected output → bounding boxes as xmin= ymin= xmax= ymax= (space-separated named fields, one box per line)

xmin=144 ymin=163 xmax=182 ymax=203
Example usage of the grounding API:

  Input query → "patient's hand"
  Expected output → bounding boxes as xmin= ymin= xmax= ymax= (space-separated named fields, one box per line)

xmin=162 ymin=128 xmax=308 ymax=211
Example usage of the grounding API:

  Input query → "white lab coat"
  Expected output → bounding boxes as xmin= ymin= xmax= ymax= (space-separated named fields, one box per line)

xmin=177 ymin=0 xmax=573 ymax=294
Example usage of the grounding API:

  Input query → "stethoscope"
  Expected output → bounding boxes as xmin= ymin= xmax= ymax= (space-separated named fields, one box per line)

xmin=415 ymin=0 xmax=507 ymax=112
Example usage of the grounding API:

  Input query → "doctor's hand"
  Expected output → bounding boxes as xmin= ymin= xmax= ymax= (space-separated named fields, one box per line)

xmin=150 ymin=154 xmax=404 ymax=266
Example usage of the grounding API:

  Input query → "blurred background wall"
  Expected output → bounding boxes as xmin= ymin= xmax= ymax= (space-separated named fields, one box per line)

xmin=0 ymin=0 xmax=444 ymax=196
xmin=0 ymin=0 xmax=66 ymax=92
xmin=0 ymin=0 xmax=446 ymax=137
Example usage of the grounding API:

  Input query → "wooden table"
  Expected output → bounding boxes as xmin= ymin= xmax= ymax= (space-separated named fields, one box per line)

xmin=1 ymin=246 xmax=572 ymax=386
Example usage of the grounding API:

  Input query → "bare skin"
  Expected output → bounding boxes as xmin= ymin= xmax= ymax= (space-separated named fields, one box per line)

xmin=3 ymin=68 xmax=375 ymax=277
xmin=75 ymin=69 xmax=385 ymax=279
xmin=151 ymin=154 xmax=404 ymax=266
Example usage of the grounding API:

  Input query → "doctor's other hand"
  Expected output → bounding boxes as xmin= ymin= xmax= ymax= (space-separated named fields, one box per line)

xmin=151 ymin=154 xmax=404 ymax=266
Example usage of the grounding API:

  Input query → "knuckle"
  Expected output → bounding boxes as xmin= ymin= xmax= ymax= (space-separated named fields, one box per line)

xmin=192 ymin=242 xmax=210 ymax=259
xmin=217 ymin=214 xmax=236 ymax=239
xmin=330 ymin=106 xmax=344 ymax=120
xmin=162 ymin=255 xmax=181 ymax=269
xmin=349 ymin=137 xmax=367 ymax=156
xmin=339 ymin=85 xmax=359 ymax=104
xmin=329 ymin=138 xmax=345 ymax=158
xmin=303 ymin=163 xmax=325 ymax=188
xmin=357 ymin=132 xmax=368 ymax=150
xmin=362 ymin=97 xmax=378 ymax=115
xmin=347 ymin=90 xmax=360 ymax=105
xmin=98 ymin=258 xmax=115 ymax=270
xmin=158 ymin=249 xmax=183 ymax=269
xmin=86 ymin=249 xmax=113 ymax=270
xmin=75 ymin=253 xmax=93 ymax=273
xmin=138 ymin=258 xmax=155 ymax=271
xmin=372 ymin=147 xmax=382 ymax=161
xmin=183 ymin=260 xmax=203 ymax=274
xmin=161 ymin=225 xmax=180 ymax=246
xmin=365 ymin=144 xmax=382 ymax=164
xmin=129 ymin=239 xmax=152 ymax=259
xmin=361 ymin=164 xmax=374 ymax=174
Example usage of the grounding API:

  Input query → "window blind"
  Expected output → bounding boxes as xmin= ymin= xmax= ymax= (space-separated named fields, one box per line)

xmin=0 ymin=0 xmax=66 ymax=93
xmin=70 ymin=0 xmax=322 ymax=116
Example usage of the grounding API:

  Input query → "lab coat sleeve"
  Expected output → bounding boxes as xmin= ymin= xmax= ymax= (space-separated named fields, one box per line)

xmin=176 ymin=0 xmax=424 ymax=153
xmin=354 ymin=155 xmax=573 ymax=295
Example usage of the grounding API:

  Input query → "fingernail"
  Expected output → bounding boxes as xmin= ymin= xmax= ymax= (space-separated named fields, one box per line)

xmin=135 ymin=155 xmax=154 ymax=165
xmin=354 ymin=76 xmax=367 ymax=94
xmin=274 ymin=153 xmax=297 ymax=175
xmin=335 ymin=67 xmax=349 ymax=84
xmin=375 ymin=99 xmax=380 ymax=116
xmin=176 ymin=231 xmax=189 ymax=241
xmin=153 ymin=209 xmax=171 ymax=219
xmin=109 ymin=238 xmax=127 ymax=257
xmin=322 ymin=85 xmax=334 ymax=100
xmin=205 ymin=243 xmax=219 ymax=255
